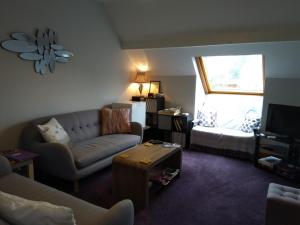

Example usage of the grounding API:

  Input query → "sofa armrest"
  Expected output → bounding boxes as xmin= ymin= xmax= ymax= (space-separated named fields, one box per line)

xmin=130 ymin=122 xmax=143 ymax=143
xmin=0 ymin=156 xmax=12 ymax=177
xmin=0 ymin=218 xmax=10 ymax=225
xmin=31 ymin=143 xmax=77 ymax=181
xmin=101 ymin=200 xmax=134 ymax=225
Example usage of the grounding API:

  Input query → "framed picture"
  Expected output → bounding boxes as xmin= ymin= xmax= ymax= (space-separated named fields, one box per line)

xmin=149 ymin=81 xmax=161 ymax=94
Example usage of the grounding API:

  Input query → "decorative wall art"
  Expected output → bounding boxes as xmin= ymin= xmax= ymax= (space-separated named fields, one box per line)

xmin=1 ymin=29 xmax=74 ymax=75
xmin=149 ymin=81 xmax=161 ymax=94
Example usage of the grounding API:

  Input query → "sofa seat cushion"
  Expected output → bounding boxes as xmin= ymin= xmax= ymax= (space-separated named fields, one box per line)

xmin=72 ymin=134 xmax=140 ymax=169
xmin=191 ymin=126 xmax=255 ymax=154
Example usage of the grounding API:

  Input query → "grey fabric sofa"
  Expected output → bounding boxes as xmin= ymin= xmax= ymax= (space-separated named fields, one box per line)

xmin=20 ymin=109 xmax=142 ymax=190
xmin=0 ymin=156 xmax=134 ymax=225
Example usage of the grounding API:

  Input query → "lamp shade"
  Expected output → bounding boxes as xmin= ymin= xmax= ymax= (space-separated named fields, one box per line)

xmin=134 ymin=71 xmax=147 ymax=83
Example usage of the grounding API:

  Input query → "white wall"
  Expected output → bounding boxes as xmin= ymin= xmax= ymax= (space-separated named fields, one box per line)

xmin=149 ymin=75 xmax=196 ymax=115
xmin=261 ymin=78 xmax=300 ymax=130
xmin=0 ymin=0 xmax=131 ymax=148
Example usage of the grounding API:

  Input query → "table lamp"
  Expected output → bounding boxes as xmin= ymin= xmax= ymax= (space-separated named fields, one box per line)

xmin=134 ymin=71 xmax=147 ymax=96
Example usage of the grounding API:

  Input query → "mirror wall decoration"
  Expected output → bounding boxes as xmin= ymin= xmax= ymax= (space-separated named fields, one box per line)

xmin=1 ymin=29 xmax=74 ymax=75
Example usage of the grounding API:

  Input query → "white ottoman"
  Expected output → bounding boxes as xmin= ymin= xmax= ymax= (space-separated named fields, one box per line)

xmin=266 ymin=183 xmax=300 ymax=225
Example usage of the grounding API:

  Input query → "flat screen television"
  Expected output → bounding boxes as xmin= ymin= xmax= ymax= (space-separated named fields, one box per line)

xmin=266 ymin=104 xmax=300 ymax=140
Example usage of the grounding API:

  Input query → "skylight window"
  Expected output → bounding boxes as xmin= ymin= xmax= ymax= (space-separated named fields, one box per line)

xmin=196 ymin=55 xmax=264 ymax=95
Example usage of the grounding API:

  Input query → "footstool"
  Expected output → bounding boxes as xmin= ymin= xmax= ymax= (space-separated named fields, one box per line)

xmin=266 ymin=183 xmax=300 ymax=225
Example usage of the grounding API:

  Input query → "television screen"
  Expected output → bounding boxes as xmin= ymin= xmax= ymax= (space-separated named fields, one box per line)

xmin=266 ymin=104 xmax=300 ymax=139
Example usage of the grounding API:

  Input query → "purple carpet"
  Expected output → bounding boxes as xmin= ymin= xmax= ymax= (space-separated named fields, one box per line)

xmin=45 ymin=150 xmax=299 ymax=225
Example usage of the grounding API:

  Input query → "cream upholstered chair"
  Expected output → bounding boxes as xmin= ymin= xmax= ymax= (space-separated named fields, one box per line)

xmin=266 ymin=183 xmax=300 ymax=225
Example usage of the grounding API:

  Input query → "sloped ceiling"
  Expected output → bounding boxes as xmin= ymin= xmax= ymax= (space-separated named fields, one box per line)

xmin=124 ymin=41 xmax=300 ymax=77
xmin=101 ymin=0 xmax=300 ymax=49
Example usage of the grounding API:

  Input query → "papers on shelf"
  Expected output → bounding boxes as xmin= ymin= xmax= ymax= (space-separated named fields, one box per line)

xmin=162 ymin=143 xmax=181 ymax=148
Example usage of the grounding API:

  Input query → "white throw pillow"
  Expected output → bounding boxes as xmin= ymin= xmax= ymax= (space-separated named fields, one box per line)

xmin=197 ymin=105 xmax=218 ymax=127
xmin=37 ymin=118 xmax=70 ymax=145
xmin=240 ymin=111 xmax=261 ymax=133
xmin=0 ymin=191 xmax=76 ymax=225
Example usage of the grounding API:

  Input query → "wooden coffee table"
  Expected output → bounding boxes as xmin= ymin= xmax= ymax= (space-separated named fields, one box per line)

xmin=112 ymin=143 xmax=182 ymax=209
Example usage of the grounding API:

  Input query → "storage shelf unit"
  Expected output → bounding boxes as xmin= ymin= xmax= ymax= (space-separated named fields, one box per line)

xmin=254 ymin=132 xmax=300 ymax=180
xmin=145 ymin=97 xmax=165 ymax=128
xmin=143 ymin=97 xmax=165 ymax=142
xmin=254 ymin=133 xmax=290 ymax=165
xmin=157 ymin=114 xmax=193 ymax=148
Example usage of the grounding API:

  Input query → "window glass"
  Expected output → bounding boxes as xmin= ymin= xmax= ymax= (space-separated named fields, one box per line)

xmin=200 ymin=55 xmax=264 ymax=95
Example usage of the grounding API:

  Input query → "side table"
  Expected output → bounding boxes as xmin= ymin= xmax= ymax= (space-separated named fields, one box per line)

xmin=1 ymin=150 xmax=38 ymax=179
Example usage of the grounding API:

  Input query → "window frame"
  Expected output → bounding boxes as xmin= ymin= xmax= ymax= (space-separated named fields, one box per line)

xmin=195 ymin=56 xmax=265 ymax=96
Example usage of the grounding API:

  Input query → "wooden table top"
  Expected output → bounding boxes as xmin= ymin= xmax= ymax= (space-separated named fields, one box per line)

xmin=114 ymin=143 xmax=181 ymax=169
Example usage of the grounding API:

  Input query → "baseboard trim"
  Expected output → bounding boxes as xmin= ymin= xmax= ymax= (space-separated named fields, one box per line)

xmin=190 ymin=144 xmax=253 ymax=161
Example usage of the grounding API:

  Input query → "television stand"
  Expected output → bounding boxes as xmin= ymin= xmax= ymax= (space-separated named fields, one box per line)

xmin=258 ymin=133 xmax=295 ymax=143
xmin=254 ymin=132 xmax=300 ymax=181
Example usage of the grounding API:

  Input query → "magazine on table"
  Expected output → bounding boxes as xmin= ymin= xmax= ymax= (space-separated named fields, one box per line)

xmin=1 ymin=149 xmax=38 ymax=162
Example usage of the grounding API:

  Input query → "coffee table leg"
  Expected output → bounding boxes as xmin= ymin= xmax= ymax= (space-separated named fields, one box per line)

xmin=163 ymin=150 xmax=182 ymax=177
xmin=113 ymin=163 xmax=149 ymax=209
xmin=28 ymin=162 xmax=34 ymax=179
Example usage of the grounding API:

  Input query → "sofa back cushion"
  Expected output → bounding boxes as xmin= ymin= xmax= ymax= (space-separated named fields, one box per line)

xmin=22 ymin=110 xmax=101 ymax=148
xmin=54 ymin=110 xmax=101 ymax=143
xmin=101 ymin=108 xmax=131 ymax=135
